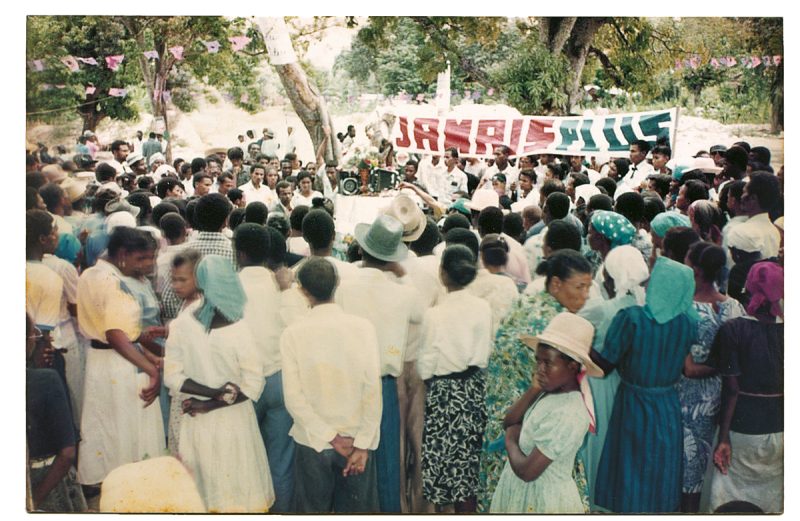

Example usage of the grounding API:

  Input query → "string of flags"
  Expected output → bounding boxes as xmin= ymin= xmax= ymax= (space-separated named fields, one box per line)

xmin=675 ymin=54 xmax=782 ymax=70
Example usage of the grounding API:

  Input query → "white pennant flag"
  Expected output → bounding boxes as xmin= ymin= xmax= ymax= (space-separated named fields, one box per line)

xmin=435 ymin=61 xmax=451 ymax=115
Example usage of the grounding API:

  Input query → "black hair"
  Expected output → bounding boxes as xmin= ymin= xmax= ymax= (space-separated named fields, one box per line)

xmin=289 ymin=205 xmax=310 ymax=232
xmin=250 ymin=163 xmax=267 ymax=177
xmin=95 ymin=162 xmax=117 ymax=183
xmin=479 ymin=233 xmax=509 ymax=268
xmin=302 ymin=209 xmax=336 ymax=250
xmin=137 ymin=176 xmax=155 ymax=192
xmin=283 ymin=152 xmax=298 ymax=162
xmin=612 ymin=158 xmax=630 ymax=179
xmin=276 ymin=180 xmax=291 ymax=193
xmin=749 ymin=146 xmax=771 ymax=165
xmin=642 ymin=195 xmax=666 ymax=223
xmin=445 ymin=147 xmax=459 ymax=159
xmin=172 ymin=248 xmax=202 ymax=271
xmin=651 ymin=144 xmax=672 ymax=158
xmin=265 ymin=227 xmax=287 ymax=266
xmin=546 ymin=162 xmax=568 ymax=181
xmin=680 ymin=171 xmax=710 ymax=187
xmin=267 ymin=214 xmax=290 ymax=238
xmin=444 ymin=228 xmax=479 ymax=258
xmin=535 ymin=248 xmax=591 ymax=286
xmin=545 ymin=192 xmax=571 ymax=220
xmin=614 ymin=192 xmax=645 ymax=225
xmin=26 ymin=209 xmax=54 ymax=250
xmin=662 ymin=226 xmax=701 ymax=264
xmin=683 ymin=179 xmax=710 ymax=204
xmin=570 ymin=172 xmax=590 ymax=188
xmin=226 ymin=188 xmax=243 ymax=205
xmin=173 ymin=158 xmax=185 ymax=169
xmin=296 ymin=170 xmax=313 ymax=184
xmin=185 ymin=199 xmax=198 ymax=228
xmin=190 ymin=157 xmax=207 ymax=174
xmin=441 ymin=244 xmax=478 ymax=287
xmin=205 ymin=156 xmax=222 ymax=167
xmin=227 ymin=147 xmax=244 ymax=161
xmin=180 ymin=163 xmax=192 ymax=177
xmin=686 ymin=241 xmax=726 ymax=282
xmin=477 ymin=207 xmax=503 ymax=236
xmin=732 ymin=141 xmax=751 ymax=153
xmin=409 ymin=218 xmax=441 ymax=256
xmin=745 ymin=172 xmax=781 ymax=212
xmin=346 ymin=240 xmax=362 ymax=263
xmin=405 ymin=160 xmax=418 ymax=172
xmin=441 ymin=213 xmax=471 ymax=234
xmin=244 ymin=201 xmax=269 ymax=225
xmin=193 ymin=172 xmax=212 ymax=187
xmin=726 ymin=180 xmax=747 ymax=204
xmin=297 ymin=257 xmax=338 ymax=301
xmin=518 ymin=169 xmax=536 ymax=184
xmin=26 ymin=171 xmax=47 ymax=190
xmin=107 ymin=226 xmax=154 ymax=257
xmin=647 ymin=174 xmax=672 ymax=198
xmin=156 ymin=177 xmax=182 ymax=199
xmin=502 ymin=213 xmax=524 ymax=243
xmin=92 ymin=188 xmax=119 ymax=214
xmin=587 ymin=194 xmax=613 ymax=213
xmin=311 ymin=197 xmax=335 ymax=217
xmin=149 ymin=132 xmax=156 ymax=139
xmin=234 ymin=222 xmax=272 ymax=265
xmin=594 ymin=177 xmax=617 ymax=199
xmin=39 ymin=183 xmax=65 ymax=212
xmin=544 ymin=219 xmax=582 ymax=252
xmin=158 ymin=212 xmax=187 ymax=242
xmin=631 ymin=139 xmax=651 ymax=154
xmin=194 ymin=193 xmax=231 ymax=232
xmin=26 ymin=187 xmax=41 ymax=210
xmin=724 ymin=146 xmax=748 ymax=172
xmin=110 ymin=140 xmax=128 ymax=153
xmin=228 ymin=207 xmax=246 ymax=230
xmin=540 ymin=179 xmax=566 ymax=200
xmin=217 ymin=172 xmax=234 ymax=186
xmin=714 ymin=501 xmax=763 ymax=514
xmin=126 ymin=192 xmax=152 ymax=224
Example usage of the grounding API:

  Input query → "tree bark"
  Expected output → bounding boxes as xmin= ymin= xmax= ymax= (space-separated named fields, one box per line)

xmin=77 ymin=97 xmax=106 ymax=132
xmin=770 ymin=62 xmax=783 ymax=134
xmin=562 ymin=18 xmax=609 ymax=113
xmin=539 ymin=17 xmax=578 ymax=54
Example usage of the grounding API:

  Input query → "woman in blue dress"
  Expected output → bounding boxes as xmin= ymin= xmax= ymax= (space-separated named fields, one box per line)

xmin=590 ymin=256 xmax=698 ymax=513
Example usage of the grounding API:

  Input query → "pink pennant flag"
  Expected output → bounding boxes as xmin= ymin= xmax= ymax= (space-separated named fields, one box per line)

xmin=60 ymin=56 xmax=80 ymax=72
xmin=30 ymin=60 xmax=45 ymax=72
xmin=229 ymin=36 xmax=252 ymax=52
xmin=773 ymin=55 xmax=782 ymax=66
xmin=143 ymin=50 xmax=159 ymax=60
xmin=750 ymin=56 xmax=762 ymax=68
xmin=168 ymin=46 xmax=184 ymax=60
xmin=688 ymin=56 xmax=700 ymax=69
xmin=108 ymin=87 xmax=128 ymax=97
xmin=724 ymin=56 xmax=735 ymax=67
xmin=487 ymin=88 xmax=495 ymax=96
xmin=105 ymin=55 xmax=124 ymax=71
xmin=76 ymin=57 xmax=99 ymax=66
xmin=710 ymin=58 xmax=720 ymax=69
xmin=203 ymin=40 xmax=220 ymax=53
xmin=240 ymin=93 xmax=249 ymax=103
xmin=162 ymin=90 xmax=172 ymax=103
xmin=675 ymin=59 xmax=683 ymax=70
xmin=85 ymin=85 xmax=96 ymax=95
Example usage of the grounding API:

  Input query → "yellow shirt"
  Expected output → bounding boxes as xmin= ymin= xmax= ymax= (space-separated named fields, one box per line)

xmin=76 ymin=259 xmax=141 ymax=342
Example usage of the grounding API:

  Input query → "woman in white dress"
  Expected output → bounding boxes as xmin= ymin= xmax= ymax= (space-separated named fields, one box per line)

xmin=164 ymin=254 xmax=274 ymax=512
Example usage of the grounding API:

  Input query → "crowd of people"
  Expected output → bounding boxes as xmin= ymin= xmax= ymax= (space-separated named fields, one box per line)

xmin=25 ymin=121 xmax=784 ymax=514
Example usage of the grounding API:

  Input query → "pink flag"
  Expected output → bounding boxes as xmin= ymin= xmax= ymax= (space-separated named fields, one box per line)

xmin=108 ymin=88 xmax=128 ymax=97
xmin=710 ymin=58 xmax=720 ymax=69
xmin=203 ymin=40 xmax=220 ymax=53
xmin=105 ymin=55 xmax=124 ymax=71
xmin=143 ymin=50 xmax=159 ymax=60
xmin=487 ymin=88 xmax=495 ymax=96
xmin=240 ymin=93 xmax=249 ymax=103
xmin=31 ymin=60 xmax=45 ymax=72
xmin=725 ymin=56 xmax=736 ymax=67
xmin=229 ymin=36 xmax=252 ymax=52
xmin=168 ymin=46 xmax=184 ymax=60
xmin=750 ymin=56 xmax=762 ymax=68
xmin=85 ymin=85 xmax=96 ymax=95
xmin=60 ymin=56 xmax=80 ymax=72
xmin=162 ymin=90 xmax=172 ymax=103
xmin=688 ymin=56 xmax=700 ymax=69
xmin=773 ymin=55 xmax=782 ymax=66
xmin=675 ymin=59 xmax=683 ymax=70
xmin=76 ymin=57 xmax=99 ymax=66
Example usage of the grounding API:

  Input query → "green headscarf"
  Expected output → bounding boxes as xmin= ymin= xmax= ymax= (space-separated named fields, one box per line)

xmin=194 ymin=255 xmax=247 ymax=331
xmin=650 ymin=212 xmax=691 ymax=238
xmin=644 ymin=256 xmax=699 ymax=324
xmin=590 ymin=210 xmax=636 ymax=249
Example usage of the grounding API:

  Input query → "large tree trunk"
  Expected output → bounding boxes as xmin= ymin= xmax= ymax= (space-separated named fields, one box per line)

xmin=77 ymin=98 xmax=106 ymax=132
xmin=561 ymin=18 xmax=609 ymax=113
xmin=274 ymin=62 xmax=339 ymax=166
xmin=770 ymin=62 xmax=783 ymax=134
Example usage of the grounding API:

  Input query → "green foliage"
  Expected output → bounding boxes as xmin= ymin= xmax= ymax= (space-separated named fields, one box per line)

xmin=490 ymin=42 xmax=570 ymax=115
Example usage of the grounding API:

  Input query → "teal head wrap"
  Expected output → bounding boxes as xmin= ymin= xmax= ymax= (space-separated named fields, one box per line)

xmin=193 ymin=255 xmax=247 ymax=331
xmin=590 ymin=210 xmax=636 ymax=248
xmin=644 ymin=256 xmax=699 ymax=324
xmin=650 ymin=212 xmax=691 ymax=238
xmin=55 ymin=233 xmax=81 ymax=263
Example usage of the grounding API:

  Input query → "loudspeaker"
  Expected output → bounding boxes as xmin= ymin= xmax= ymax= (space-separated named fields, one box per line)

xmin=369 ymin=169 xmax=400 ymax=193
xmin=338 ymin=171 xmax=361 ymax=196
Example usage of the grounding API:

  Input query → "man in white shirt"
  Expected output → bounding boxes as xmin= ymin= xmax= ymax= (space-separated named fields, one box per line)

xmin=618 ymin=140 xmax=654 ymax=191
xmin=463 ymin=157 xmax=486 ymax=181
xmin=735 ymin=172 xmax=782 ymax=259
xmin=566 ymin=154 xmax=602 ymax=184
xmin=233 ymin=223 xmax=295 ymax=513
xmin=480 ymin=145 xmax=519 ymax=191
xmin=260 ymin=128 xmax=280 ymax=158
xmin=107 ymin=140 xmax=133 ymax=176
xmin=418 ymin=155 xmax=446 ymax=199
xmin=240 ymin=164 xmax=276 ymax=207
xmin=280 ymin=257 xmax=382 ymax=513
xmin=285 ymin=126 xmax=297 ymax=155
xmin=441 ymin=148 xmax=469 ymax=202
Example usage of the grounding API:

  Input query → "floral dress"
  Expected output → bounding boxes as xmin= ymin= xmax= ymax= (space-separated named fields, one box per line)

xmin=479 ymin=291 xmax=590 ymax=512
xmin=677 ymin=298 xmax=745 ymax=494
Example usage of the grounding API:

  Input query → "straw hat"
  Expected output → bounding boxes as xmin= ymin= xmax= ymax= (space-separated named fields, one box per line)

xmin=126 ymin=153 xmax=145 ymax=168
xmin=465 ymin=189 xmax=499 ymax=211
xmin=520 ymin=313 xmax=602 ymax=377
xmin=354 ymin=214 xmax=408 ymax=262
xmin=60 ymin=177 xmax=88 ymax=203
xmin=105 ymin=197 xmax=141 ymax=218
xmin=382 ymin=193 xmax=426 ymax=242
xmin=41 ymin=164 xmax=68 ymax=184
xmin=684 ymin=156 xmax=722 ymax=175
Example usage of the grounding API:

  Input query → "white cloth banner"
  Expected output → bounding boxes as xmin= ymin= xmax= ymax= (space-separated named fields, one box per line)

xmin=255 ymin=17 xmax=298 ymax=65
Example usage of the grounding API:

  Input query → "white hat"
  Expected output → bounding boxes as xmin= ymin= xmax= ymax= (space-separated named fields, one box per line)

xmin=465 ymin=189 xmax=499 ymax=211
xmin=382 ymin=193 xmax=426 ymax=242
xmin=684 ymin=156 xmax=722 ymax=175
xmin=154 ymin=164 xmax=177 ymax=179
xmin=148 ymin=152 xmax=166 ymax=167
xmin=105 ymin=210 xmax=137 ymax=232
xmin=126 ymin=152 xmax=145 ymax=167
xmin=519 ymin=312 xmax=602 ymax=377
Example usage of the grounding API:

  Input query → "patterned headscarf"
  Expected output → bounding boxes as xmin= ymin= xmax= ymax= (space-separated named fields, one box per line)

xmin=193 ymin=255 xmax=247 ymax=331
xmin=644 ymin=256 xmax=698 ymax=324
xmin=590 ymin=210 xmax=636 ymax=248
xmin=650 ymin=212 xmax=691 ymax=238
xmin=745 ymin=262 xmax=784 ymax=319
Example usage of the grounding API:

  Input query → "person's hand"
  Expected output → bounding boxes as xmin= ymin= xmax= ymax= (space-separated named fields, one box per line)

xmin=182 ymin=397 xmax=212 ymax=416
xmin=330 ymin=434 xmax=355 ymax=459
xmin=142 ymin=349 xmax=163 ymax=370
xmin=343 ymin=448 xmax=368 ymax=477
xmin=214 ymin=382 xmax=241 ymax=404
xmin=32 ymin=339 xmax=55 ymax=368
xmin=140 ymin=368 xmax=161 ymax=407
xmin=713 ymin=441 xmax=732 ymax=474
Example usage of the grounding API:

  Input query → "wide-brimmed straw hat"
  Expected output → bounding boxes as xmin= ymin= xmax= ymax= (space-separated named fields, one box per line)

xmin=383 ymin=194 xmax=426 ymax=242
xmin=354 ymin=214 xmax=408 ymax=262
xmin=520 ymin=313 xmax=602 ymax=377
xmin=465 ymin=189 xmax=499 ymax=211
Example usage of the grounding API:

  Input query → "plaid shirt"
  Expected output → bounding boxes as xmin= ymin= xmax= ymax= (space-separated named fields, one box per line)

xmin=159 ymin=232 xmax=235 ymax=321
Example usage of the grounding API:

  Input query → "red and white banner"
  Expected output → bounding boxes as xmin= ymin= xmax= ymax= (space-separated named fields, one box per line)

xmin=392 ymin=108 xmax=678 ymax=158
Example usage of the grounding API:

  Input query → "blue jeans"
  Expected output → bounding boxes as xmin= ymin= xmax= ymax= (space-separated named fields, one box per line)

xmin=254 ymin=371 xmax=296 ymax=513
xmin=376 ymin=375 xmax=401 ymax=512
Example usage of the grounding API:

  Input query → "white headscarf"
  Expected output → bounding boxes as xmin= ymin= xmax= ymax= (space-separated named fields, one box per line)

xmin=604 ymin=244 xmax=648 ymax=305
xmin=574 ymin=183 xmax=601 ymax=205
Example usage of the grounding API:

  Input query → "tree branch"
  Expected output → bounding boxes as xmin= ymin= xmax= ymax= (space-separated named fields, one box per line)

xmin=589 ymin=46 xmax=623 ymax=85
xmin=410 ymin=16 xmax=491 ymax=88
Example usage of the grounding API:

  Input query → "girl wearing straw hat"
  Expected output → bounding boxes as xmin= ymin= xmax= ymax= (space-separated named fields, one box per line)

xmin=489 ymin=312 xmax=599 ymax=513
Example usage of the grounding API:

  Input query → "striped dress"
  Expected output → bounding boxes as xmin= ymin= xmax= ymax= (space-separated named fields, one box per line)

xmin=594 ymin=306 xmax=696 ymax=513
